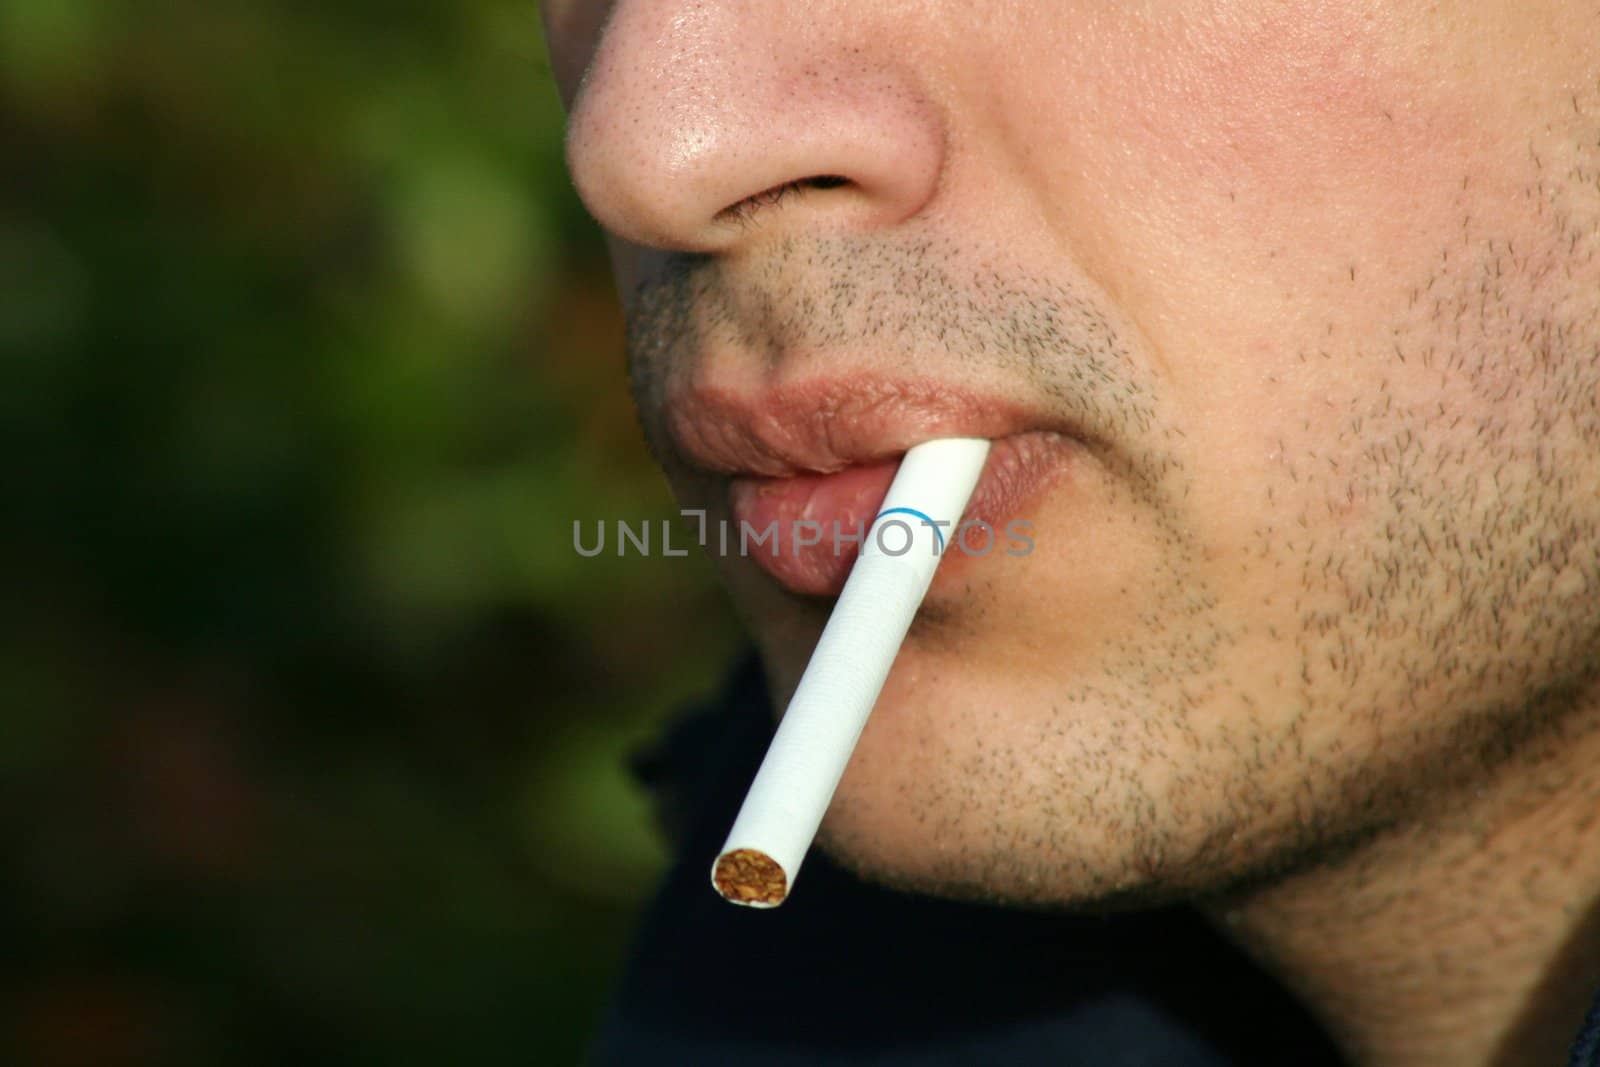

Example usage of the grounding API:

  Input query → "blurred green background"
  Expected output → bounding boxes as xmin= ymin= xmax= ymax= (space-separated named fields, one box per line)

xmin=1 ymin=2 xmax=743 ymax=1063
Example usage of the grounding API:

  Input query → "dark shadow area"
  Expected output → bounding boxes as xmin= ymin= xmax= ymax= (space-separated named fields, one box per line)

xmin=2 ymin=4 xmax=739 ymax=1063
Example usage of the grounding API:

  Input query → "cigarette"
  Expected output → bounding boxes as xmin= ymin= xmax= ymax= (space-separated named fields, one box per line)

xmin=711 ymin=437 xmax=992 ymax=907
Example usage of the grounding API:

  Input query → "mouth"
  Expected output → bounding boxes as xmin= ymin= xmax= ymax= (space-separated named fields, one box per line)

xmin=729 ymin=431 xmax=1075 ymax=594
xmin=666 ymin=377 xmax=1079 ymax=475
xmin=666 ymin=378 xmax=1084 ymax=595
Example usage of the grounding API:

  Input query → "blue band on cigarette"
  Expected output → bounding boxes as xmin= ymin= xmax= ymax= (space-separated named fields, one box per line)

xmin=873 ymin=507 xmax=945 ymax=550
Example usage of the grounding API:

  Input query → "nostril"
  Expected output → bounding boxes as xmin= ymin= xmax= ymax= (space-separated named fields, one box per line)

xmin=715 ymin=175 xmax=855 ymax=226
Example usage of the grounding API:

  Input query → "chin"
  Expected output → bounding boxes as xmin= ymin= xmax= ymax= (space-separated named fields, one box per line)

xmin=794 ymin=648 xmax=1384 ymax=915
xmin=791 ymin=660 xmax=1163 ymax=910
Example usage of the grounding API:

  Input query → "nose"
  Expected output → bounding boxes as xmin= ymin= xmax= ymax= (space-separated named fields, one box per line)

xmin=562 ymin=1 xmax=947 ymax=252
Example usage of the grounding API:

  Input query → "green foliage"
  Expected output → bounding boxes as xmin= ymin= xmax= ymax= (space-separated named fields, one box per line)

xmin=0 ymin=2 xmax=739 ymax=1062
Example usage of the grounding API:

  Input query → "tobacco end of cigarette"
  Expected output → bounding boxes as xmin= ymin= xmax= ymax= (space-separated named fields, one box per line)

xmin=712 ymin=848 xmax=788 ymax=906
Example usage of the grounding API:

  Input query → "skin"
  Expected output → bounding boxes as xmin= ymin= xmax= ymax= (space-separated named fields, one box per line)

xmin=538 ymin=2 xmax=1600 ymax=1063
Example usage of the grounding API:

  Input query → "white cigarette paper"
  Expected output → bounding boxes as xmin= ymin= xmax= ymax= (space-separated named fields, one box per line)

xmin=711 ymin=437 xmax=992 ymax=907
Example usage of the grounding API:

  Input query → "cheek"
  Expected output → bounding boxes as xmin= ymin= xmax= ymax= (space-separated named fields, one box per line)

xmin=1121 ymin=3 xmax=1445 ymax=191
xmin=541 ymin=0 xmax=616 ymax=105
xmin=1063 ymin=0 xmax=1490 ymax=352
xmin=1055 ymin=1 xmax=1541 ymax=528
xmin=1106 ymin=1 xmax=1476 ymax=209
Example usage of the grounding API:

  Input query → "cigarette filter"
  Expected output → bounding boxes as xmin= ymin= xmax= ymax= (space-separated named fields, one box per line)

xmin=711 ymin=437 xmax=992 ymax=907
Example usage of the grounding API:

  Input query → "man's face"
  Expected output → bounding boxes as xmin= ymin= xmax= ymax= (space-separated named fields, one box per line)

xmin=540 ymin=1 xmax=1600 ymax=906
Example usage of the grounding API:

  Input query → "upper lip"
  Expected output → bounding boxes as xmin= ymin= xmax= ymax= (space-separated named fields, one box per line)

xmin=665 ymin=376 xmax=1071 ymax=476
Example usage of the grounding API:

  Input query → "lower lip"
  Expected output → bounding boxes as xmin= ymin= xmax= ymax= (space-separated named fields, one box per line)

xmin=727 ymin=432 xmax=1075 ymax=596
